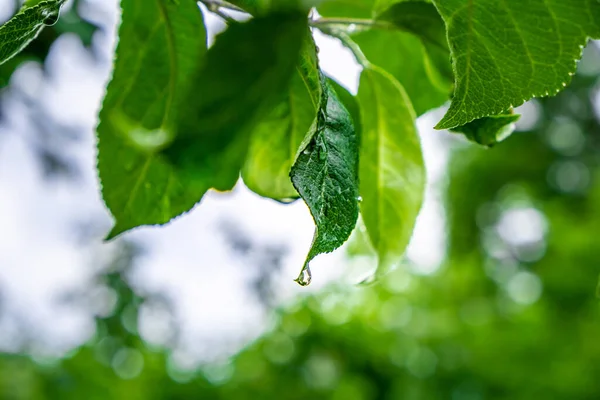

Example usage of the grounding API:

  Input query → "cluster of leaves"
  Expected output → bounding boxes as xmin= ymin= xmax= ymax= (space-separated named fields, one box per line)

xmin=2 ymin=62 xmax=600 ymax=399
xmin=1 ymin=0 xmax=599 ymax=283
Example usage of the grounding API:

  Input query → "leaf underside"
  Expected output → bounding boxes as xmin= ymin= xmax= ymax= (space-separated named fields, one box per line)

xmin=98 ymin=0 xmax=208 ymax=239
xmin=242 ymin=31 xmax=321 ymax=201
xmin=451 ymin=111 xmax=521 ymax=147
xmin=358 ymin=65 xmax=426 ymax=274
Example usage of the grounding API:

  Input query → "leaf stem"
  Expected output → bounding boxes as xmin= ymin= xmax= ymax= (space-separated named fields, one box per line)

xmin=309 ymin=17 xmax=395 ymax=31
xmin=198 ymin=0 xmax=246 ymax=14
xmin=314 ymin=25 xmax=371 ymax=68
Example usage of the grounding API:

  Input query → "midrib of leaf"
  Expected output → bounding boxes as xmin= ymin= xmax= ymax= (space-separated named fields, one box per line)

xmin=314 ymin=99 xmax=331 ymax=248
xmin=112 ymin=21 xmax=161 ymax=111
xmin=157 ymin=0 xmax=178 ymax=127
xmin=113 ymin=0 xmax=180 ymax=216
xmin=122 ymin=157 xmax=151 ymax=216
xmin=541 ymin=0 xmax=562 ymax=67
xmin=296 ymin=65 xmax=319 ymax=110
xmin=501 ymin=0 xmax=535 ymax=90
xmin=460 ymin=0 xmax=473 ymax=124
xmin=318 ymin=138 xmax=330 ymax=232
xmin=366 ymin=71 xmax=384 ymax=251
xmin=288 ymin=86 xmax=297 ymax=177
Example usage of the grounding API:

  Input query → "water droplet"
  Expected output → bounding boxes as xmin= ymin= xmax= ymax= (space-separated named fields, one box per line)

xmin=319 ymin=150 xmax=327 ymax=161
xmin=276 ymin=197 xmax=297 ymax=205
xmin=358 ymin=273 xmax=377 ymax=286
xmin=356 ymin=196 xmax=363 ymax=202
xmin=40 ymin=8 xmax=60 ymax=26
xmin=294 ymin=265 xmax=312 ymax=287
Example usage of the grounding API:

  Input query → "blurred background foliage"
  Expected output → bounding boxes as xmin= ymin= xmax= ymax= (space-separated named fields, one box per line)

xmin=1 ymin=2 xmax=600 ymax=399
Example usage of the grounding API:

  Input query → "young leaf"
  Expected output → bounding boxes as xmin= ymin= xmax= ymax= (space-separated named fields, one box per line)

xmin=163 ymin=13 xmax=308 ymax=191
xmin=433 ymin=0 xmax=600 ymax=130
xmin=290 ymin=81 xmax=359 ymax=285
xmin=450 ymin=111 xmax=520 ymax=147
xmin=242 ymin=33 xmax=321 ymax=201
xmin=98 ymin=0 xmax=207 ymax=238
xmin=0 ymin=0 xmax=66 ymax=65
xmin=376 ymin=0 xmax=453 ymax=86
xmin=318 ymin=0 xmax=452 ymax=115
xmin=357 ymin=65 xmax=425 ymax=275
xmin=377 ymin=0 xmax=445 ymax=50
xmin=317 ymin=0 xmax=375 ymax=17
xmin=353 ymin=30 xmax=449 ymax=116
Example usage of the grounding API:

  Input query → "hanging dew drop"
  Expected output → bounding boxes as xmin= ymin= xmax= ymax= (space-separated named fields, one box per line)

xmin=40 ymin=8 xmax=60 ymax=26
xmin=277 ymin=197 xmax=297 ymax=205
xmin=294 ymin=265 xmax=312 ymax=287
xmin=356 ymin=196 xmax=363 ymax=202
xmin=358 ymin=273 xmax=376 ymax=286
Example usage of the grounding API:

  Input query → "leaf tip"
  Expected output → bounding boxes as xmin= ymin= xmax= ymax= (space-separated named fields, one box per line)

xmin=104 ymin=225 xmax=125 ymax=242
xmin=434 ymin=116 xmax=454 ymax=130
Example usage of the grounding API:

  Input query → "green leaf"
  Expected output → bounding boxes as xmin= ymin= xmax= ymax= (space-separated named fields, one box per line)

xmin=376 ymin=0 xmax=453 ymax=87
xmin=357 ymin=65 xmax=425 ymax=275
xmin=433 ymin=0 xmax=600 ymax=130
xmin=0 ymin=0 xmax=66 ymax=65
xmin=450 ymin=110 xmax=521 ymax=147
xmin=353 ymin=30 xmax=449 ymax=116
xmin=317 ymin=0 xmax=375 ymax=17
xmin=290 ymin=81 xmax=359 ymax=284
xmin=242 ymin=33 xmax=321 ymax=201
xmin=163 ymin=13 xmax=308 ymax=189
xmin=98 ymin=0 xmax=207 ymax=239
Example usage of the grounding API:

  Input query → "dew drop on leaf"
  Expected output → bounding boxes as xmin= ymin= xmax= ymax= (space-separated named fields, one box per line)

xmin=40 ymin=9 xmax=60 ymax=26
xmin=294 ymin=265 xmax=312 ymax=287
xmin=358 ymin=273 xmax=376 ymax=286
xmin=276 ymin=197 xmax=297 ymax=204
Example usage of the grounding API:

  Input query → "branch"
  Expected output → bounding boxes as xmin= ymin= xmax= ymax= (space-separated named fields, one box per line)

xmin=309 ymin=17 xmax=395 ymax=31
xmin=199 ymin=0 xmax=246 ymax=13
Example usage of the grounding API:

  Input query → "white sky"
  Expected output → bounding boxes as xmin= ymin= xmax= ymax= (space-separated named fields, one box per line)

xmin=0 ymin=0 xmax=448 ymax=363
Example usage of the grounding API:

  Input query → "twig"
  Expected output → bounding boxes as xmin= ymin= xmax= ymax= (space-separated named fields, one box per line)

xmin=309 ymin=17 xmax=395 ymax=31
xmin=199 ymin=0 xmax=246 ymax=13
